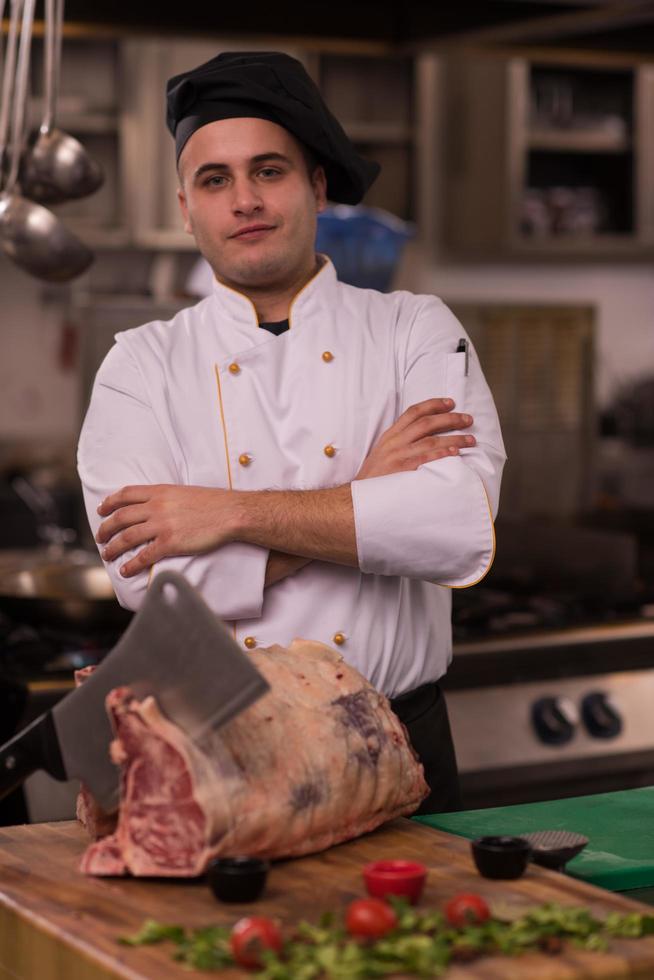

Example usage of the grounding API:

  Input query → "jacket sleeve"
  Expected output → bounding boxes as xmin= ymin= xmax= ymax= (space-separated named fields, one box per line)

xmin=77 ymin=343 xmax=268 ymax=618
xmin=350 ymin=297 xmax=506 ymax=587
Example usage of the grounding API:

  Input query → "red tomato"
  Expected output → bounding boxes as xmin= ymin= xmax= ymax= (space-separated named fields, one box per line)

xmin=345 ymin=897 xmax=398 ymax=939
xmin=444 ymin=893 xmax=491 ymax=928
xmin=230 ymin=916 xmax=283 ymax=969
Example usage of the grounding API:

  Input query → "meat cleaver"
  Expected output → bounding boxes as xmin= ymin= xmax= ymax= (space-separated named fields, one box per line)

xmin=0 ymin=570 xmax=270 ymax=812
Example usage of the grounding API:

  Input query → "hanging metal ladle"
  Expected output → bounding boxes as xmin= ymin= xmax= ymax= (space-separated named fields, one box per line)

xmin=0 ymin=0 xmax=18 ymax=182
xmin=0 ymin=0 xmax=93 ymax=281
xmin=20 ymin=0 xmax=104 ymax=203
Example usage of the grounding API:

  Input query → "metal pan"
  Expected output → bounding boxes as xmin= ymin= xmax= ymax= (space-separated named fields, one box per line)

xmin=0 ymin=549 xmax=132 ymax=630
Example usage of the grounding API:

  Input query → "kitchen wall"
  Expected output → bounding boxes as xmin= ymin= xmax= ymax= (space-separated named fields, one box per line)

xmin=0 ymin=264 xmax=76 ymax=453
xmin=0 ymin=249 xmax=194 ymax=469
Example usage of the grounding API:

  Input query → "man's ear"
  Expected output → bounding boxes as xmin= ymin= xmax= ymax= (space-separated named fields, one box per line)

xmin=313 ymin=165 xmax=328 ymax=213
xmin=177 ymin=186 xmax=194 ymax=235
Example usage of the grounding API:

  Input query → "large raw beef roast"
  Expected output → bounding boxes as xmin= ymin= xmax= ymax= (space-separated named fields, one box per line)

xmin=78 ymin=639 xmax=428 ymax=876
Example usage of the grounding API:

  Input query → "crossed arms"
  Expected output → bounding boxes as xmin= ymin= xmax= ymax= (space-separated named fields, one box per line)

xmin=95 ymin=397 xmax=476 ymax=585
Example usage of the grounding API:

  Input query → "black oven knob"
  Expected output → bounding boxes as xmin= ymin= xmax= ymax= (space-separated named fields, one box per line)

xmin=581 ymin=692 xmax=622 ymax=739
xmin=531 ymin=696 xmax=578 ymax=745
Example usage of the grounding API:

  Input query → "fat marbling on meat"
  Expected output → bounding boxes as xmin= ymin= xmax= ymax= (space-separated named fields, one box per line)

xmin=79 ymin=639 xmax=428 ymax=876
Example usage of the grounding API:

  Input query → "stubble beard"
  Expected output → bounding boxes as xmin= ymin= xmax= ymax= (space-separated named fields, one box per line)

xmin=201 ymin=231 xmax=312 ymax=294
xmin=224 ymin=251 xmax=290 ymax=289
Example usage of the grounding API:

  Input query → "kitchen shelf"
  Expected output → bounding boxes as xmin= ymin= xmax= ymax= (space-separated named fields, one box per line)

xmin=318 ymin=52 xmax=415 ymax=220
xmin=527 ymin=128 xmax=630 ymax=153
xmin=442 ymin=54 xmax=654 ymax=259
xmin=27 ymin=104 xmax=119 ymax=135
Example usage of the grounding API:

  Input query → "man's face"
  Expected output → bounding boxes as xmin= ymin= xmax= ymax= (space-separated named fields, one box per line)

xmin=177 ymin=117 xmax=328 ymax=292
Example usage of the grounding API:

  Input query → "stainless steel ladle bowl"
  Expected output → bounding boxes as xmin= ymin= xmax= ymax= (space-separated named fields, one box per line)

xmin=0 ymin=0 xmax=93 ymax=281
xmin=20 ymin=0 xmax=104 ymax=204
xmin=0 ymin=548 xmax=132 ymax=630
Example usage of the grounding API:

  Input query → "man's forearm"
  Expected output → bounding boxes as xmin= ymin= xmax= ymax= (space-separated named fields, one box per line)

xmin=233 ymin=484 xmax=359 ymax=567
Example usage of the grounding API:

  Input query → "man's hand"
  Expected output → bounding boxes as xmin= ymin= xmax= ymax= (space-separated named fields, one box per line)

xmin=355 ymin=398 xmax=475 ymax=481
xmin=96 ymin=484 xmax=238 ymax=577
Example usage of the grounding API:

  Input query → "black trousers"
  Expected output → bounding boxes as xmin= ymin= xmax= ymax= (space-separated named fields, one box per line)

xmin=390 ymin=681 xmax=462 ymax=816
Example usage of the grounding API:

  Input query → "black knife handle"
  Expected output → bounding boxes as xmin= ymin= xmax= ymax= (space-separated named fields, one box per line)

xmin=0 ymin=711 xmax=66 ymax=801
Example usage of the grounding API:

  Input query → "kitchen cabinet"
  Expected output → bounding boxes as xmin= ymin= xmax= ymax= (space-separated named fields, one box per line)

xmin=21 ymin=34 xmax=654 ymax=260
xmin=442 ymin=52 xmax=654 ymax=259
xmin=315 ymin=53 xmax=415 ymax=220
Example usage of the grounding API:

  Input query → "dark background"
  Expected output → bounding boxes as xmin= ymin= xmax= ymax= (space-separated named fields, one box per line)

xmin=35 ymin=1 xmax=654 ymax=54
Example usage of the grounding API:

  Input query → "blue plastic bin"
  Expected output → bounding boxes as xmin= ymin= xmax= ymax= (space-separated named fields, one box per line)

xmin=315 ymin=205 xmax=413 ymax=292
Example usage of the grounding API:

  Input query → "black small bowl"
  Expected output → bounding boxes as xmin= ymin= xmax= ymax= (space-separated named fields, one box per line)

xmin=471 ymin=836 xmax=531 ymax=880
xmin=207 ymin=856 xmax=269 ymax=903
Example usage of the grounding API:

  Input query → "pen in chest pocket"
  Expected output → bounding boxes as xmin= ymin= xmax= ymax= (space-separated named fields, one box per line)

xmin=456 ymin=337 xmax=469 ymax=376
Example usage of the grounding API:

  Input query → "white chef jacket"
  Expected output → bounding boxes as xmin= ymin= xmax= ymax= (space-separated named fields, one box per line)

xmin=78 ymin=256 xmax=505 ymax=698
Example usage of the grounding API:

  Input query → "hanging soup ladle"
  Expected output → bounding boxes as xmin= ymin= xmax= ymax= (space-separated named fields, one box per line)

xmin=20 ymin=0 xmax=104 ymax=203
xmin=0 ymin=0 xmax=19 ymax=182
xmin=0 ymin=0 xmax=93 ymax=282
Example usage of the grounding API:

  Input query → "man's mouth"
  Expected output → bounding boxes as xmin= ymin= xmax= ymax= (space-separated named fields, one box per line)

xmin=230 ymin=224 xmax=276 ymax=240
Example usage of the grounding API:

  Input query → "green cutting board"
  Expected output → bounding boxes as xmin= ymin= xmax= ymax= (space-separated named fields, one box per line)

xmin=414 ymin=786 xmax=654 ymax=892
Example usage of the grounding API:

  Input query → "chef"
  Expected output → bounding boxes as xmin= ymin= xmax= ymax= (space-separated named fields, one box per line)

xmin=77 ymin=51 xmax=506 ymax=815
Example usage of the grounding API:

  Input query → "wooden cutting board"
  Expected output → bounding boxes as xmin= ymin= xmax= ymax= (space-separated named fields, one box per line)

xmin=2 ymin=818 xmax=654 ymax=979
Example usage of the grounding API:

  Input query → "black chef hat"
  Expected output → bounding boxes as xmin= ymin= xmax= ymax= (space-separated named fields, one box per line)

xmin=165 ymin=51 xmax=380 ymax=205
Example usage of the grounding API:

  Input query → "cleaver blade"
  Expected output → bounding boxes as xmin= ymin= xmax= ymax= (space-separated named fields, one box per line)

xmin=0 ymin=570 xmax=270 ymax=812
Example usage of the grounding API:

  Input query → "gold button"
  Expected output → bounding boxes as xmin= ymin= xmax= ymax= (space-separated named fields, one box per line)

xmin=324 ymin=444 xmax=336 ymax=458
xmin=244 ymin=636 xmax=257 ymax=649
xmin=238 ymin=453 xmax=252 ymax=467
xmin=322 ymin=351 xmax=334 ymax=362
xmin=228 ymin=362 xmax=240 ymax=374
xmin=333 ymin=632 xmax=346 ymax=646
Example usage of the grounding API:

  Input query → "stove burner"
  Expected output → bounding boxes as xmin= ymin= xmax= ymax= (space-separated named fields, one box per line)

xmin=451 ymin=587 xmax=652 ymax=642
xmin=0 ymin=612 xmax=124 ymax=683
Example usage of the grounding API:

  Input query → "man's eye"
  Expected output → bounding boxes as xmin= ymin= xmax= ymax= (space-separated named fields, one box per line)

xmin=205 ymin=175 xmax=226 ymax=187
xmin=258 ymin=167 xmax=281 ymax=178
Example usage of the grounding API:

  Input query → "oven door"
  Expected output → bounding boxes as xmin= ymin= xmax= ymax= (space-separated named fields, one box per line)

xmin=443 ymin=621 xmax=654 ymax=809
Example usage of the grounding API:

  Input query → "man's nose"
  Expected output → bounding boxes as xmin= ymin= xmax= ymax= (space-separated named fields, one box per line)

xmin=232 ymin=178 xmax=263 ymax=214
